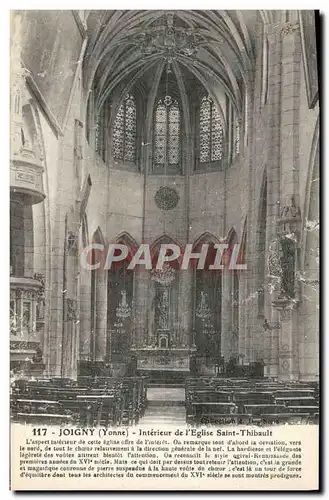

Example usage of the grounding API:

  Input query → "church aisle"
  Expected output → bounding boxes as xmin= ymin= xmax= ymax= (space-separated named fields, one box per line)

xmin=139 ymin=387 xmax=186 ymax=426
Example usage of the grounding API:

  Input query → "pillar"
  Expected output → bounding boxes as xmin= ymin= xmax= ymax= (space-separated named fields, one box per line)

xmin=178 ymin=268 xmax=193 ymax=347
xmin=274 ymin=19 xmax=302 ymax=380
xmin=79 ymin=267 xmax=92 ymax=361
xmin=95 ymin=267 xmax=107 ymax=362
xmin=261 ymin=22 xmax=283 ymax=377
xmin=221 ymin=271 xmax=233 ymax=361
xmin=133 ymin=268 xmax=149 ymax=347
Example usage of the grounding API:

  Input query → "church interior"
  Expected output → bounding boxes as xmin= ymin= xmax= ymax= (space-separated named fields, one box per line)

xmin=10 ymin=10 xmax=319 ymax=426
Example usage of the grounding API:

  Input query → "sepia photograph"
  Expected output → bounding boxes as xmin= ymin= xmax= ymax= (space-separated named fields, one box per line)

xmin=9 ymin=8 xmax=320 ymax=490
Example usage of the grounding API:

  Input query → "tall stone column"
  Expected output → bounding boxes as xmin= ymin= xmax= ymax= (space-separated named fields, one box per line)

xmin=299 ymin=279 xmax=319 ymax=380
xmin=221 ymin=271 xmax=233 ymax=361
xmin=178 ymin=269 xmax=193 ymax=347
xmin=95 ymin=267 xmax=107 ymax=362
xmin=62 ymin=297 xmax=78 ymax=379
xmin=299 ymin=146 xmax=319 ymax=380
xmin=133 ymin=268 xmax=149 ymax=347
xmin=238 ymin=276 xmax=246 ymax=361
xmin=62 ymin=229 xmax=80 ymax=380
xmin=261 ymin=23 xmax=283 ymax=377
xmin=271 ymin=20 xmax=302 ymax=380
xmin=79 ymin=267 xmax=92 ymax=361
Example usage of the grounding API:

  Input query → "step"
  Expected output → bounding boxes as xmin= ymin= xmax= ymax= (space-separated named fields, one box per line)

xmin=148 ymin=383 xmax=185 ymax=388
xmin=147 ymin=400 xmax=185 ymax=407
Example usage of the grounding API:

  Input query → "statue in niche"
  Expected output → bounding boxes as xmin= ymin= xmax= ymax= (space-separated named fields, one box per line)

xmin=281 ymin=203 xmax=300 ymax=220
xmin=157 ymin=287 xmax=170 ymax=330
xmin=34 ymin=273 xmax=45 ymax=321
xmin=195 ymin=291 xmax=215 ymax=357
xmin=280 ymin=237 xmax=296 ymax=299
xmin=67 ymin=298 xmax=77 ymax=321
xmin=267 ymin=238 xmax=283 ymax=293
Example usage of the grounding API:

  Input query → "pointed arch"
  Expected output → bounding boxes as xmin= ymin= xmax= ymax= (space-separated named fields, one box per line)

xmin=192 ymin=235 xmax=222 ymax=362
xmin=150 ymin=234 xmax=183 ymax=251
xmin=91 ymin=226 xmax=106 ymax=246
xmin=147 ymin=233 xmax=181 ymax=348
xmin=107 ymin=232 xmax=134 ymax=362
xmin=192 ymin=231 xmax=221 ymax=250
xmin=114 ymin=231 xmax=139 ymax=248
xmin=113 ymin=231 xmax=139 ymax=262
xmin=226 ymin=226 xmax=238 ymax=246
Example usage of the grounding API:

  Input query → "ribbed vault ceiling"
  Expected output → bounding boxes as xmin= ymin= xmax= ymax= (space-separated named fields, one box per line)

xmin=82 ymin=10 xmax=272 ymax=115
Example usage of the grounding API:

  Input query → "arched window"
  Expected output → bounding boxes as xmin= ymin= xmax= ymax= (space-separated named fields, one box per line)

xmin=95 ymin=110 xmax=105 ymax=160
xmin=199 ymin=96 xmax=223 ymax=163
xmin=234 ymin=118 xmax=240 ymax=156
xmin=112 ymin=94 xmax=136 ymax=162
xmin=154 ymin=96 xmax=181 ymax=171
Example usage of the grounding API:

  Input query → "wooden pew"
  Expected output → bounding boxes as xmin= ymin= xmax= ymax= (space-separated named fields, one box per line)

xmin=275 ymin=397 xmax=316 ymax=407
xmin=234 ymin=391 xmax=274 ymax=413
xmin=198 ymin=413 xmax=251 ymax=425
xmin=16 ymin=412 xmax=73 ymax=425
xmin=184 ymin=377 xmax=319 ymax=426
xmin=12 ymin=398 xmax=73 ymax=425
xmin=189 ymin=402 xmax=236 ymax=425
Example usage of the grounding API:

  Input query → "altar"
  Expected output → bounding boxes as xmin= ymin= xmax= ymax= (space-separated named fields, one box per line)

xmin=131 ymin=347 xmax=196 ymax=373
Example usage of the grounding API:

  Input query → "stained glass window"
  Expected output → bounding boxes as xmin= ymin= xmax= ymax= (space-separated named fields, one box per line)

xmin=95 ymin=113 xmax=102 ymax=156
xmin=154 ymin=102 xmax=166 ymax=165
xmin=112 ymin=94 xmax=136 ymax=162
xmin=235 ymin=119 xmax=240 ymax=156
xmin=154 ymin=97 xmax=181 ymax=167
xmin=199 ymin=96 xmax=223 ymax=163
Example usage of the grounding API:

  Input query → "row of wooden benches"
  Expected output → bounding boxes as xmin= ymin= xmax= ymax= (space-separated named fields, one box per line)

xmin=185 ymin=378 xmax=319 ymax=425
xmin=11 ymin=376 xmax=148 ymax=427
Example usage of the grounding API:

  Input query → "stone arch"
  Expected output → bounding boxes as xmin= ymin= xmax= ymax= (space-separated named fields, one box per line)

xmin=150 ymin=234 xmax=183 ymax=252
xmin=192 ymin=230 xmax=222 ymax=366
xmin=115 ymin=231 xmax=138 ymax=246
xmin=106 ymin=231 xmax=139 ymax=364
xmin=146 ymin=234 xmax=182 ymax=349
xmin=192 ymin=231 xmax=221 ymax=249
xmin=92 ymin=226 xmax=106 ymax=246
xmin=226 ymin=226 xmax=238 ymax=245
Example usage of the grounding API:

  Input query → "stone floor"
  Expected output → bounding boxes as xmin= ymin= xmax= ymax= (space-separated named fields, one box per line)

xmin=139 ymin=387 xmax=186 ymax=425
xmin=147 ymin=387 xmax=185 ymax=402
